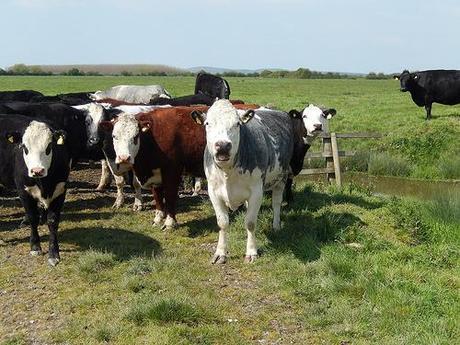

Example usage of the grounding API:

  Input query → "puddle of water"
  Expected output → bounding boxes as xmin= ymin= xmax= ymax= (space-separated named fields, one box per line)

xmin=298 ymin=172 xmax=460 ymax=201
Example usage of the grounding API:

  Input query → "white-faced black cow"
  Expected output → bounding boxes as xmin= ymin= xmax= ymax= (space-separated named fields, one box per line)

xmin=0 ymin=115 xmax=70 ymax=266
xmin=191 ymin=100 xmax=294 ymax=264
xmin=394 ymin=69 xmax=460 ymax=119
xmin=286 ymin=104 xmax=336 ymax=202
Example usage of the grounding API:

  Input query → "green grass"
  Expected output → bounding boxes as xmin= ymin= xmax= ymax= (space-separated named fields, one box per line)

xmin=1 ymin=76 xmax=458 ymax=179
xmin=0 ymin=77 xmax=459 ymax=344
xmin=1 ymin=176 xmax=459 ymax=344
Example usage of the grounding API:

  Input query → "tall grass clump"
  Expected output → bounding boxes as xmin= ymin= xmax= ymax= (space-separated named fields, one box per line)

xmin=368 ymin=152 xmax=412 ymax=177
xmin=438 ymin=155 xmax=460 ymax=179
xmin=125 ymin=297 xmax=210 ymax=326
xmin=343 ymin=150 xmax=370 ymax=172
xmin=77 ymin=249 xmax=116 ymax=276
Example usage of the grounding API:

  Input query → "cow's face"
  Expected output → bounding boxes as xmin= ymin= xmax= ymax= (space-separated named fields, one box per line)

xmin=111 ymin=114 xmax=143 ymax=171
xmin=6 ymin=121 xmax=65 ymax=178
xmin=290 ymin=104 xmax=336 ymax=140
xmin=192 ymin=100 xmax=254 ymax=167
xmin=84 ymin=103 xmax=106 ymax=147
xmin=395 ymin=70 xmax=417 ymax=92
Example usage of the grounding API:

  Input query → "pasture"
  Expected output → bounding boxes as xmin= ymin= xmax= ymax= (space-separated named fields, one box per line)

xmin=0 ymin=77 xmax=459 ymax=344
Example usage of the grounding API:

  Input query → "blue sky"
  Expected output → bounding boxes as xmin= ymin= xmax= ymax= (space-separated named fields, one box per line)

xmin=2 ymin=0 xmax=460 ymax=73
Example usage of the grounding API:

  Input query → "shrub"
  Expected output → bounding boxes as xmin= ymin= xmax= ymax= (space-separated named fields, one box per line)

xmin=343 ymin=150 xmax=370 ymax=172
xmin=368 ymin=152 xmax=412 ymax=177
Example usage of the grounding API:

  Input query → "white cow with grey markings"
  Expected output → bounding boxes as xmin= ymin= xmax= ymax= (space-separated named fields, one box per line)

xmin=191 ymin=100 xmax=294 ymax=264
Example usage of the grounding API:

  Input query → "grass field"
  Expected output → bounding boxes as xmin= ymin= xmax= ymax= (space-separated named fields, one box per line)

xmin=1 ymin=75 xmax=459 ymax=179
xmin=0 ymin=77 xmax=459 ymax=344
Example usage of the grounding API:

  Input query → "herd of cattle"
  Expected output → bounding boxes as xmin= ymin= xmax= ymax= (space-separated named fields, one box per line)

xmin=0 ymin=69 xmax=457 ymax=266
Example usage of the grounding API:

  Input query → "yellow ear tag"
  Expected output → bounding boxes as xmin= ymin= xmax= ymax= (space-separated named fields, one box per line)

xmin=7 ymin=136 xmax=14 ymax=143
xmin=195 ymin=117 xmax=202 ymax=125
xmin=141 ymin=126 xmax=149 ymax=133
xmin=57 ymin=136 xmax=65 ymax=145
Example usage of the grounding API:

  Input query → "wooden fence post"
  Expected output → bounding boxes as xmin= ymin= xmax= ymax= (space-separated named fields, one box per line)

xmin=330 ymin=132 xmax=342 ymax=188
xmin=322 ymin=123 xmax=335 ymax=183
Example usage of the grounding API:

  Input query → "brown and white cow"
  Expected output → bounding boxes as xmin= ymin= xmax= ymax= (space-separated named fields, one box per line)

xmin=100 ymin=104 xmax=258 ymax=229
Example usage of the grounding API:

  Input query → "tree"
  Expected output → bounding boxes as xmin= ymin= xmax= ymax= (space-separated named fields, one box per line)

xmin=9 ymin=64 xmax=30 ymax=75
xmin=66 ymin=68 xmax=84 ymax=76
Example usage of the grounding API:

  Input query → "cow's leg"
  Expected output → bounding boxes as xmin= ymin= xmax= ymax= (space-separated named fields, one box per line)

xmin=112 ymin=174 xmax=125 ymax=209
xmin=284 ymin=176 xmax=294 ymax=204
xmin=244 ymin=185 xmax=263 ymax=263
xmin=425 ymin=103 xmax=432 ymax=120
xmin=209 ymin=189 xmax=229 ymax=264
xmin=192 ymin=177 xmax=202 ymax=196
xmin=47 ymin=193 xmax=65 ymax=266
xmin=272 ymin=182 xmax=285 ymax=231
xmin=96 ymin=159 xmax=112 ymax=191
xmin=162 ymin=174 xmax=181 ymax=230
xmin=152 ymin=186 xmax=166 ymax=226
xmin=132 ymin=174 xmax=143 ymax=211
xmin=21 ymin=194 xmax=42 ymax=256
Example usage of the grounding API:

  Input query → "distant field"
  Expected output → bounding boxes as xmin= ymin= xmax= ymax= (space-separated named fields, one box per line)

xmin=1 ymin=76 xmax=459 ymax=179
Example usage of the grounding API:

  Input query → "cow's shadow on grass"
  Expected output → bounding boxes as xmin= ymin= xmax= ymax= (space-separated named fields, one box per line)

xmin=6 ymin=226 xmax=161 ymax=261
xmin=430 ymin=113 xmax=460 ymax=119
xmin=60 ymin=227 xmax=161 ymax=260
xmin=262 ymin=184 xmax=371 ymax=262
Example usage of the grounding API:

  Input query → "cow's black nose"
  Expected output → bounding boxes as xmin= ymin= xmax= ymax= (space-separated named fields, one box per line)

xmin=215 ymin=141 xmax=232 ymax=153
xmin=314 ymin=124 xmax=322 ymax=131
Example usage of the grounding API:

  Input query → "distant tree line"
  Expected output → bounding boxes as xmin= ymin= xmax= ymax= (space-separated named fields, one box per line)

xmin=0 ymin=64 xmax=394 ymax=79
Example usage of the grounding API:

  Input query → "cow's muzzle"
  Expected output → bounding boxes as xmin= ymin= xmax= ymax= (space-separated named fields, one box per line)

xmin=400 ymin=87 xmax=407 ymax=92
xmin=214 ymin=141 xmax=232 ymax=161
xmin=31 ymin=167 xmax=45 ymax=178
xmin=87 ymin=137 xmax=100 ymax=147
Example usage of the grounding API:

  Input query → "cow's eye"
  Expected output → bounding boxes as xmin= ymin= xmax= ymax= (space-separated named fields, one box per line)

xmin=133 ymin=134 xmax=139 ymax=145
xmin=23 ymin=145 xmax=29 ymax=155
xmin=85 ymin=118 xmax=92 ymax=125
xmin=113 ymin=135 xmax=118 ymax=141
xmin=204 ymin=121 xmax=209 ymax=126
xmin=45 ymin=143 xmax=52 ymax=155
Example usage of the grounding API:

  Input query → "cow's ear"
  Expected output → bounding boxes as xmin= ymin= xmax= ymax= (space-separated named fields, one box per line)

xmin=239 ymin=109 xmax=255 ymax=124
xmin=98 ymin=120 xmax=115 ymax=132
xmin=139 ymin=120 xmax=150 ymax=133
xmin=323 ymin=108 xmax=337 ymax=120
xmin=5 ymin=131 xmax=21 ymax=144
xmin=53 ymin=130 xmax=66 ymax=145
xmin=191 ymin=110 xmax=206 ymax=125
xmin=288 ymin=109 xmax=302 ymax=119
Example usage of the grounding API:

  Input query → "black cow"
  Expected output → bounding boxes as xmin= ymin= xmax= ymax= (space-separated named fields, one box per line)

xmin=30 ymin=91 xmax=94 ymax=105
xmin=1 ymin=102 xmax=108 ymax=162
xmin=395 ymin=69 xmax=460 ymax=119
xmin=194 ymin=72 xmax=230 ymax=99
xmin=0 ymin=114 xmax=70 ymax=265
xmin=150 ymin=93 xmax=215 ymax=106
xmin=0 ymin=90 xmax=43 ymax=102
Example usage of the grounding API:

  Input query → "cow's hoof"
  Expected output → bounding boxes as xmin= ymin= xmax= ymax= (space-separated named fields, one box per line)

xmin=211 ymin=254 xmax=227 ymax=264
xmin=48 ymin=258 xmax=60 ymax=266
xmin=30 ymin=249 xmax=43 ymax=256
xmin=132 ymin=203 xmax=143 ymax=212
xmin=244 ymin=255 xmax=258 ymax=263
xmin=160 ymin=223 xmax=176 ymax=231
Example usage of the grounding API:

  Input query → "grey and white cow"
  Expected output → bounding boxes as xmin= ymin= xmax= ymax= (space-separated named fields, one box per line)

xmin=191 ymin=100 xmax=294 ymax=264
xmin=90 ymin=85 xmax=171 ymax=104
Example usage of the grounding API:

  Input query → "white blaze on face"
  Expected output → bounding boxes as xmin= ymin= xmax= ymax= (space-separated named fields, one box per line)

xmin=112 ymin=114 xmax=140 ymax=166
xmin=22 ymin=121 xmax=54 ymax=178
xmin=302 ymin=104 xmax=328 ymax=138
xmin=73 ymin=103 xmax=106 ymax=146
xmin=205 ymin=100 xmax=241 ymax=163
